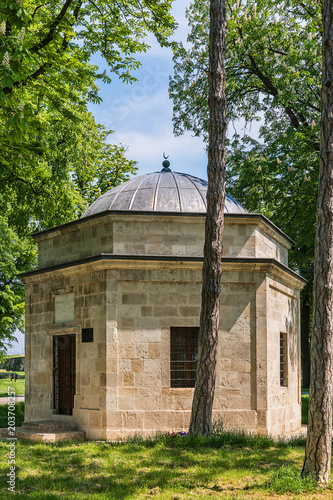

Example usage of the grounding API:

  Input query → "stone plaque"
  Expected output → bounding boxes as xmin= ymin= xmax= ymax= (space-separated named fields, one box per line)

xmin=54 ymin=293 xmax=74 ymax=323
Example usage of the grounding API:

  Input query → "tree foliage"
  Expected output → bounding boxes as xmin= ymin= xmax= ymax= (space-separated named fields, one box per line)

xmin=1 ymin=0 xmax=175 ymax=104
xmin=0 ymin=0 xmax=175 ymax=349
xmin=169 ymin=0 xmax=320 ymax=287
xmin=0 ymin=217 xmax=37 ymax=352
xmin=2 ymin=107 xmax=138 ymax=233
xmin=0 ymin=0 xmax=174 ymax=199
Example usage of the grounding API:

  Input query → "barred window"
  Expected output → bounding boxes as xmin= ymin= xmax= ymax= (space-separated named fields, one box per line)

xmin=170 ymin=327 xmax=199 ymax=388
xmin=280 ymin=332 xmax=288 ymax=387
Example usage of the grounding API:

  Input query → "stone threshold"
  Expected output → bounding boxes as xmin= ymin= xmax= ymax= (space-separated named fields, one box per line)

xmin=0 ymin=420 xmax=85 ymax=443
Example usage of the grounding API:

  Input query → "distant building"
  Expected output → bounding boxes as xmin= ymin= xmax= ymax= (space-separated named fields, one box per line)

xmin=20 ymin=163 xmax=305 ymax=440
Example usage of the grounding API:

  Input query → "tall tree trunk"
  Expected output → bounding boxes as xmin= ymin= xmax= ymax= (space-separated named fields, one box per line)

xmin=301 ymin=294 xmax=311 ymax=389
xmin=189 ymin=0 xmax=226 ymax=436
xmin=302 ymin=0 xmax=333 ymax=486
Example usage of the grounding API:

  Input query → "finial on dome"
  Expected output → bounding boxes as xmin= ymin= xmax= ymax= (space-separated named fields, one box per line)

xmin=162 ymin=152 xmax=171 ymax=172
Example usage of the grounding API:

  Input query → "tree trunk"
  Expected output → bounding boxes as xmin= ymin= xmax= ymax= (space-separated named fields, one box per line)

xmin=300 ymin=296 xmax=311 ymax=389
xmin=189 ymin=0 xmax=226 ymax=436
xmin=302 ymin=0 xmax=333 ymax=486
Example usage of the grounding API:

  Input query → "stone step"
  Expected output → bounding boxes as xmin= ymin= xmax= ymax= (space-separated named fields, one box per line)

xmin=22 ymin=420 xmax=77 ymax=432
xmin=15 ymin=427 xmax=85 ymax=443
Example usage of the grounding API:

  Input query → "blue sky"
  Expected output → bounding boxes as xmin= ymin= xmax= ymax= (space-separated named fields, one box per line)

xmin=87 ymin=0 xmax=208 ymax=180
xmin=85 ymin=0 xmax=261 ymax=180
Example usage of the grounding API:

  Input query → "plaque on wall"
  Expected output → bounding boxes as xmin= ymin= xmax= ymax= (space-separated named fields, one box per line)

xmin=54 ymin=293 xmax=74 ymax=323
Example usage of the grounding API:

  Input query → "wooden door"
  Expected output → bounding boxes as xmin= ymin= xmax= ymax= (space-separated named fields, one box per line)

xmin=53 ymin=335 xmax=76 ymax=415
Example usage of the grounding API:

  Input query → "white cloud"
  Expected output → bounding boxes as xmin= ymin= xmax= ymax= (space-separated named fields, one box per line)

xmin=111 ymin=127 xmax=207 ymax=180
xmin=110 ymin=83 xmax=172 ymax=129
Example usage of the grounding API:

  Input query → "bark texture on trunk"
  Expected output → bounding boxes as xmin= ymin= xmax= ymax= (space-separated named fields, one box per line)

xmin=189 ymin=0 xmax=226 ymax=436
xmin=302 ymin=0 xmax=333 ymax=486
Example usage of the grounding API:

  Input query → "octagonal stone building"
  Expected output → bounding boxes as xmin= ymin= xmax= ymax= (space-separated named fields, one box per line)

xmin=20 ymin=164 xmax=305 ymax=440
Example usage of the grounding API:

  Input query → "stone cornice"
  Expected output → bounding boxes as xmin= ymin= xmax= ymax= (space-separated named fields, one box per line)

xmin=19 ymin=254 xmax=306 ymax=289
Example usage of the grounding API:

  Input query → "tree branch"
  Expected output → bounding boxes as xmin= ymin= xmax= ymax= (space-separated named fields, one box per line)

xmin=247 ymin=54 xmax=301 ymax=129
xmin=30 ymin=4 xmax=45 ymax=22
xmin=2 ymin=1 xmax=82 ymax=96
xmin=6 ymin=174 xmax=38 ymax=195
xmin=30 ymin=0 xmax=76 ymax=54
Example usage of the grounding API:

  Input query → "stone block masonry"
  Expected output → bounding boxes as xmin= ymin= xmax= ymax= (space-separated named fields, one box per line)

xmin=20 ymin=206 xmax=305 ymax=440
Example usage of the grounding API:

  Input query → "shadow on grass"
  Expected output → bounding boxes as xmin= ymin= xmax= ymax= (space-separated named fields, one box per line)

xmin=0 ymin=433 xmax=312 ymax=499
xmin=0 ymin=402 xmax=25 ymax=428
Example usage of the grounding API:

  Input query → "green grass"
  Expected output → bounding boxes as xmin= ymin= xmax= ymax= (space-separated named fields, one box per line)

xmin=0 ymin=432 xmax=329 ymax=499
xmin=268 ymin=464 xmax=316 ymax=494
xmin=0 ymin=369 xmax=25 ymax=376
xmin=0 ymin=402 xmax=25 ymax=428
xmin=0 ymin=377 xmax=25 ymax=397
xmin=0 ymin=395 xmax=314 ymax=497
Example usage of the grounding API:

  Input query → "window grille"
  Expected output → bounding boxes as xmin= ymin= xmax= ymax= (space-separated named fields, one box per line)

xmin=280 ymin=332 xmax=288 ymax=387
xmin=170 ymin=327 xmax=199 ymax=388
xmin=53 ymin=335 xmax=76 ymax=415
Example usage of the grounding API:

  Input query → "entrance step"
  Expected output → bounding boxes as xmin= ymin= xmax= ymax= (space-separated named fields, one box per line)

xmin=1 ymin=420 xmax=86 ymax=443
xmin=22 ymin=420 xmax=77 ymax=432
xmin=15 ymin=427 xmax=85 ymax=443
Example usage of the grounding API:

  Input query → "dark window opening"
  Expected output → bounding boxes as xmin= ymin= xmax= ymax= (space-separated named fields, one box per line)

xmin=280 ymin=332 xmax=288 ymax=387
xmin=82 ymin=328 xmax=94 ymax=343
xmin=170 ymin=327 xmax=199 ymax=388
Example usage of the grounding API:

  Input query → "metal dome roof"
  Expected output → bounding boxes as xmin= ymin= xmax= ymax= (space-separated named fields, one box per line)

xmin=81 ymin=169 xmax=248 ymax=218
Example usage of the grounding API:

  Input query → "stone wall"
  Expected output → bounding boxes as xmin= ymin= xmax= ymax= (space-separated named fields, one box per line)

xmin=255 ymin=227 xmax=289 ymax=265
xmin=24 ymin=269 xmax=107 ymax=440
xmin=102 ymin=263 xmax=301 ymax=439
xmin=37 ymin=220 xmax=114 ymax=269
xmin=22 ymin=257 xmax=303 ymax=440
xmin=266 ymin=278 xmax=301 ymax=435
xmin=35 ymin=214 xmax=291 ymax=269
xmin=22 ymin=207 xmax=303 ymax=440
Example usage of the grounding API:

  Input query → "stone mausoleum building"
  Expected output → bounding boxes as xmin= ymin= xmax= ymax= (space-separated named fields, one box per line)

xmin=20 ymin=162 xmax=306 ymax=440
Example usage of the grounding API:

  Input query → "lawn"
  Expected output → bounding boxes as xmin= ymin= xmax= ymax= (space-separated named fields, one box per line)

xmin=0 ymin=432 xmax=329 ymax=499
xmin=0 ymin=377 xmax=25 ymax=397
xmin=0 ymin=395 xmax=317 ymax=499
xmin=0 ymin=402 xmax=25 ymax=428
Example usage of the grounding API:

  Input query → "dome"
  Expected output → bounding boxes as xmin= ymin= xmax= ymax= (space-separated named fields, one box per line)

xmin=81 ymin=169 xmax=248 ymax=218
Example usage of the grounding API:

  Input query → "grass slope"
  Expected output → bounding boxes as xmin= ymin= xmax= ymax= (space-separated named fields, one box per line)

xmin=0 ymin=432 xmax=329 ymax=499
